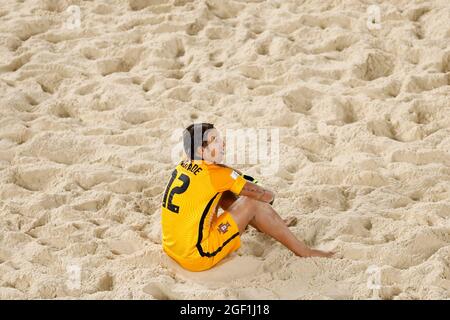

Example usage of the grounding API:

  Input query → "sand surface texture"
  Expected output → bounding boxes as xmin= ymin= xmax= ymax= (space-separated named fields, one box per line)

xmin=0 ymin=0 xmax=449 ymax=299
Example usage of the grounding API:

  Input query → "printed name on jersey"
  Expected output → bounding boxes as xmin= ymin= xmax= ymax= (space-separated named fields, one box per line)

xmin=180 ymin=160 xmax=203 ymax=175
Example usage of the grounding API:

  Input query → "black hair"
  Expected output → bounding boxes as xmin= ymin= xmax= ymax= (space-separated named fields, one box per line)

xmin=183 ymin=123 xmax=215 ymax=160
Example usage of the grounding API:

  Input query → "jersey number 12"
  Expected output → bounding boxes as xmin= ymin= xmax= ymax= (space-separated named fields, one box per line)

xmin=162 ymin=169 xmax=190 ymax=214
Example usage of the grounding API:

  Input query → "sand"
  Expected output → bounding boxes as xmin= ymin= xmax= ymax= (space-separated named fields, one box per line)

xmin=0 ymin=0 xmax=449 ymax=299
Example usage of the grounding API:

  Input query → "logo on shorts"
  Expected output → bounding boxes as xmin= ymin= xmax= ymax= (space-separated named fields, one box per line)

xmin=218 ymin=222 xmax=231 ymax=234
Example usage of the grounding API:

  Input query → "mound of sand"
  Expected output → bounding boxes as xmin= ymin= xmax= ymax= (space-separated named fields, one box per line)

xmin=0 ymin=0 xmax=449 ymax=299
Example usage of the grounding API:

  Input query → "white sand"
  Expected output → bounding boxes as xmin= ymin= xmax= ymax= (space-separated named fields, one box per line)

xmin=0 ymin=0 xmax=449 ymax=299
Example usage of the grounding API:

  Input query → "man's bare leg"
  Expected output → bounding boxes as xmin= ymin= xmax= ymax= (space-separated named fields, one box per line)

xmin=219 ymin=191 xmax=296 ymax=229
xmin=227 ymin=196 xmax=333 ymax=258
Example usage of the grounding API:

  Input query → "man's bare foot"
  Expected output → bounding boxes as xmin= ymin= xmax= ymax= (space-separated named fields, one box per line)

xmin=296 ymin=249 xmax=334 ymax=258
xmin=308 ymin=249 xmax=335 ymax=258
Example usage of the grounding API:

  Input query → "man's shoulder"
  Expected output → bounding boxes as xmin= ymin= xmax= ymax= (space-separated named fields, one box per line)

xmin=205 ymin=163 xmax=232 ymax=173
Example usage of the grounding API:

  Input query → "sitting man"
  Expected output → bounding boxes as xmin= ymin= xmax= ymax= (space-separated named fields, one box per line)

xmin=161 ymin=123 xmax=333 ymax=272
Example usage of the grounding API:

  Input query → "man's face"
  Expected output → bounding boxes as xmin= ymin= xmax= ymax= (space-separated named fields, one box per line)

xmin=201 ymin=128 xmax=225 ymax=164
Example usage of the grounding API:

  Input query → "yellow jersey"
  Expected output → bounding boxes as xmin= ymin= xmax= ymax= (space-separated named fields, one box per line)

xmin=161 ymin=159 xmax=246 ymax=270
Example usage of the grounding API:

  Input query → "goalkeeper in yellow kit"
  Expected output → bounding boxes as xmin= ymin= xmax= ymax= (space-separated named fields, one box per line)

xmin=161 ymin=123 xmax=333 ymax=272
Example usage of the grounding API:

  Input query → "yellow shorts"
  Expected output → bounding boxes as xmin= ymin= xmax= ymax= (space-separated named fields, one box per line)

xmin=168 ymin=211 xmax=241 ymax=272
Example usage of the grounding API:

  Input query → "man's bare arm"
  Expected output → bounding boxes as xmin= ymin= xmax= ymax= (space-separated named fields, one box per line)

xmin=239 ymin=181 xmax=274 ymax=203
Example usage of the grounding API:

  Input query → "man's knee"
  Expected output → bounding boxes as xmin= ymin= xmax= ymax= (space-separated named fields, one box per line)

xmin=235 ymin=196 xmax=261 ymax=212
xmin=241 ymin=196 xmax=272 ymax=211
xmin=228 ymin=197 xmax=258 ymax=221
